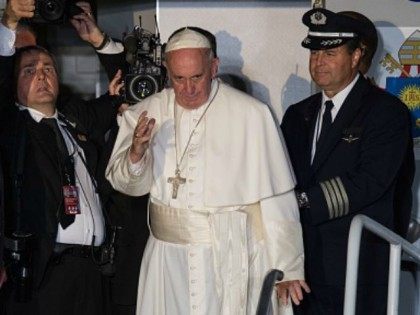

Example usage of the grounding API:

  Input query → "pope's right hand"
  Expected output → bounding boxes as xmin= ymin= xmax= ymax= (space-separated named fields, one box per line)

xmin=129 ymin=111 xmax=155 ymax=163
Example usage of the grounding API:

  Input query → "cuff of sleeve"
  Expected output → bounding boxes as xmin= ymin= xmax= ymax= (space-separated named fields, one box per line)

xmin=96 ymin=37 xmax=124 ymax=54
xmin=306 ymin=184 xmax=332 ymax=225
xmin=264 ymin=220 xmax=305 ymax=282
xmin=127 ymin=148 xmax=149 ymax=176
xmin=0 ymin=23 xmax=16 ymax=56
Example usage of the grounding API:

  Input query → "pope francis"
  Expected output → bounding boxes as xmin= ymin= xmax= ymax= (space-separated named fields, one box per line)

xmin=106 ymin=27 xmax=308 ymax=315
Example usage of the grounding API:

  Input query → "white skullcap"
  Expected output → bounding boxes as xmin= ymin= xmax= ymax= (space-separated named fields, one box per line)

xmin=165 ymin=28 xmax=211 ymax=53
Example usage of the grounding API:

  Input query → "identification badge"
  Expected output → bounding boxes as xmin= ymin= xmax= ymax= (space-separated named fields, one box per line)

xmin=63 ymin=185 xmax=81 ymax=215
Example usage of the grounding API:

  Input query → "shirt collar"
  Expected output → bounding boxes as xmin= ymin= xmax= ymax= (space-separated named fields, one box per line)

xmin=16 ymin=103 xmax=60 ymax=124
xmin=322 ymin=73 xmax=360 ymax=111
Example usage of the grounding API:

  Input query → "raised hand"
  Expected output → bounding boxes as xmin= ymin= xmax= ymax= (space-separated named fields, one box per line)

xmin=108 ymin=69 xmax=129 ymax=114
xmin=2 ymin=0 xmax=35 ymax=30
xmin=69 ymin=1 xmax=104 ymax=47
xmin=108 ymin=69 xmax=124 ymax=96
xmin=129 ymin=111 xmax=155 ymax=163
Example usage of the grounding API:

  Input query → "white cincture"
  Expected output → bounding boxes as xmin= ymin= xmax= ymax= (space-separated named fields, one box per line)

xmin=149 ymin=202 xmax=263 ymax=312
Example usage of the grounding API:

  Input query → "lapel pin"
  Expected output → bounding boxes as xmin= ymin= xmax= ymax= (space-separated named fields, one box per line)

xmin=77 ymin=134 xmax=87 ymax=142
xmin=342 ymin=134 xmax=359 ymax=143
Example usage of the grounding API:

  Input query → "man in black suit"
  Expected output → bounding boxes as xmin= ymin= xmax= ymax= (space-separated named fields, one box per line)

xmin=0 ymin=44 xmax=118 ymax=314
xmin=338 ymin=11 xmax=415 ymax=240
xmin=0 ymin=2 xmax=149 ymax=314
xmin=281 ymin=8 xmax=413 ymax=314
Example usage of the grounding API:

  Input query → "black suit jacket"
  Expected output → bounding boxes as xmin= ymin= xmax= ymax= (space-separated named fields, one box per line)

xmin=281 ymin=75 xmax=413 ymax=287
xmin=0 ymin=92 xmax=117 ymax=288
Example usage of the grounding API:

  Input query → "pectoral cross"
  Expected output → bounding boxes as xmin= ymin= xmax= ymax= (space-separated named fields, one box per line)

xmin=167 ymin=169 xmax=186 ymax=199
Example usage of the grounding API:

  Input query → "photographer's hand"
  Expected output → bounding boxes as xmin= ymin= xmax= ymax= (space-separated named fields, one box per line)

xmin=70 ymin=1 xmax=104 ymax=48
xmin=108 ymin=69 xmax=129 ymax=115
xmin=130 ymin=111 xmax=155 ymax=164
xmin=1 ymin=0 xmax=35 ymax=30
xmin=0 ymin=266 xmax=7 ymax=288
xmin=108 ymin=69 xmax=124 ymax=96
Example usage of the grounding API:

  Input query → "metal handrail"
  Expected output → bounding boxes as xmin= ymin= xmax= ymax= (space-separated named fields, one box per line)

xmin=344 ymin=214 xmax=420 ymax=315
xmin=256 ymin=269 xmax=284 ymax=315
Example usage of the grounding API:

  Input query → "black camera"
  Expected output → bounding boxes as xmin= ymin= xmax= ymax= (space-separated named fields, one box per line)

xmin=96 ymin=226 xmax=121 ymax=277
xmin=32 ymin=0 xmax=91 ymax=24
xmin=123 ymin=17 xmax=166 ymax=103
xmin=4 ymin=232 xmax=34 ymax=302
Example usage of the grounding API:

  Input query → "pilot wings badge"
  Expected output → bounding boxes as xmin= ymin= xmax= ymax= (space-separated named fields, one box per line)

xmin=342 ymin=134 xmax=359 ymax=143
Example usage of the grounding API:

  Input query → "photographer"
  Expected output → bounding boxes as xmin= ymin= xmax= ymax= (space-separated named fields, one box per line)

xmin=0 ymin=1 xmax=127 ymax=314
xmin=0 ymin=2 xmax=151 ymax=315
xmin=0 ymin=43 xmax=121 ymax=315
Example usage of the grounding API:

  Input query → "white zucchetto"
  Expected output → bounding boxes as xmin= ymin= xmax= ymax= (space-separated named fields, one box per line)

xmin=165 ymin=28 xmax=211 ymax=52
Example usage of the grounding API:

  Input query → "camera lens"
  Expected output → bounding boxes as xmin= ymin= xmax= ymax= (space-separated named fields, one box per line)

xmin=46 ymin=1 xmax=57 ymax=11
xmin=39 ymin=0 xmax=65 ymax=22
xmin=128 ymin=75 xmax=159 ymax=102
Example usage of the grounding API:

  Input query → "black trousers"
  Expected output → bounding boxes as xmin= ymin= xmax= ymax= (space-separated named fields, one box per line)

xmin=293 ymin=284 xmax=387 ymax=315
xmin=3 ymin=253 xmax=110 ymax=315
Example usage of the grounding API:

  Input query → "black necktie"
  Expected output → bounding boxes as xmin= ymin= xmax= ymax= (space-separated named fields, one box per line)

xmin=317 ymin=100 xmax=334 ymax=148
xmin=41 ymin=118 xmax=75 ymax=228
xmin=41 ymin=118 xmax=69 ymax=159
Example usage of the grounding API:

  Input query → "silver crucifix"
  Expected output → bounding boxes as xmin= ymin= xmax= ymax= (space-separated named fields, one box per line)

xmin=167 ymin=169 xmax=186 ymax=199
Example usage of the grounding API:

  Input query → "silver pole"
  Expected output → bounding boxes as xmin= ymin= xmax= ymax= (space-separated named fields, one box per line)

xmin=343 ymin=215 xmax=420 ymax=315
xmin=387 ymin=244 xmax=401 ymax=314
xmin=343 ymin=215 xmax=363 ymax=315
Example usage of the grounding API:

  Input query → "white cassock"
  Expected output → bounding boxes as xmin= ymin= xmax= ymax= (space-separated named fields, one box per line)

xmin=106 ymin=79 xmax=304 ymax=315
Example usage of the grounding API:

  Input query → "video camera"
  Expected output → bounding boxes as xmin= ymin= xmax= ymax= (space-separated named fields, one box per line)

xmin=31 ymin=0 xmax=94 ymax=24
xmin=123 ymin=16 xmax=166 ymax=103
